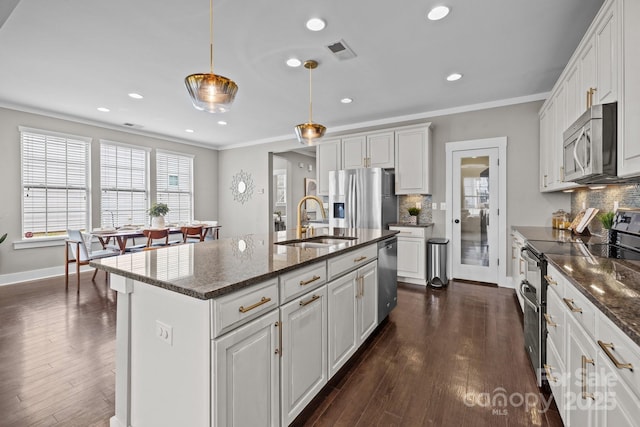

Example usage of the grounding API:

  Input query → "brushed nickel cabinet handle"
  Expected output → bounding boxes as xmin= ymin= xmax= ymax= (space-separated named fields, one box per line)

xmin=239 ymin=296 xmax=271 ymax=313
xmin=299 ymin=294 xmax=320 ymax=307
xmin=544 ymin=313 xmax=557 ymax=328
xmin=543 ymin=364 xmax=557 ymax=383
xmin=274 ymin=321 xmax=282 ymax=357
xmin=598 ymin=340 xmax=633 ymax=371
xmin=354 ymin=256 xmax=367 ymax=263
xmin=544 ymin=275 xmax=557 ymax=286
xmin=299 ymin=275 xmax=321 ymax=286
xmin=563 ymin=298 xmax=582 ymax=313
xmin=581 ymin=355 xmax=595 ymax=400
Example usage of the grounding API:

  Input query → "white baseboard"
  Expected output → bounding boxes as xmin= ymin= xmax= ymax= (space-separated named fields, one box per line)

xmin=0 ymin=265 xmax=94 ymax=286
xmin=398 ymin=276 xmax=427 ymax=286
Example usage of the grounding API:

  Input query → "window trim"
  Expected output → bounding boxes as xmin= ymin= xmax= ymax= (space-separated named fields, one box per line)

xmin=19 ymin=126 xmax=92 ymax=241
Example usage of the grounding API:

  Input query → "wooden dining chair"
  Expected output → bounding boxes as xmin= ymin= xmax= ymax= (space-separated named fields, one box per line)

xmin=65 ymin=229 xmax=119 ymax=294
xmin=143 ymin=228 xmax=170 ymax=248
xmin=181 ymin=225 xmax=205 ymax=243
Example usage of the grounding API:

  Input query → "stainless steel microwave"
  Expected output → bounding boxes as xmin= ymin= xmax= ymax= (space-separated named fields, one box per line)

xmin=562 ymin=102 xmax=617 ymax=184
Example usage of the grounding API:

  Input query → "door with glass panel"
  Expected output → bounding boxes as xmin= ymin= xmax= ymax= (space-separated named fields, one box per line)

xmin=451 ymin=148 xmax=499 ymax=283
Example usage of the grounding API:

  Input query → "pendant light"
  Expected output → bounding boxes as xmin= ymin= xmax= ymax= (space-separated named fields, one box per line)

xmin=185 ymin=0 xmax=238 ymax=113
xmin=294 ymin=60 xmax=326 ymax=145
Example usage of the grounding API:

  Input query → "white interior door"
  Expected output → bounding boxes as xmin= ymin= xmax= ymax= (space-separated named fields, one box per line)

xmin=451 ymin=148 xmax=499 ymax=283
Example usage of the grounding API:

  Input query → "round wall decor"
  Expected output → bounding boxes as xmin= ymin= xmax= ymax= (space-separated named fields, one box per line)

xmin=230 ymin=170 xmax=254 ymax=204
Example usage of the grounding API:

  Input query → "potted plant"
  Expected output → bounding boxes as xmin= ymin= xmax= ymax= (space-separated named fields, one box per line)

xmin=148 ymin=203 xmax=170 ymax=229
xmin=408 ymin=207 xmax=421 ymax=225
xmin=598 ymin=211 xmax=615 ymax=243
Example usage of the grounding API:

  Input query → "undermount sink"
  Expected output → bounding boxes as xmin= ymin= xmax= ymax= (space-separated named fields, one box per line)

xmin=275 ymin=235 xmax=358 ymax=248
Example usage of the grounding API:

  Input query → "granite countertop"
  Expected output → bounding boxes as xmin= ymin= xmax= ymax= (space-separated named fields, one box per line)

xmin=513 ymin=225 xmax=640 ymax=346
xmin=546 ymin=254 xmax=640 ymax=347
xmin=389 ymin=223 xmax=434 ymax=228
xmin=91 ymin=227 xmax=398 ymax=300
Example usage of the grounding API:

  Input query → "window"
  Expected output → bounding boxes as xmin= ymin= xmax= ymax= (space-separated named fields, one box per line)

xmin=274 ymin=169 xmax=286 ymax=205
xmin=21 ymin=128 xmax=90 ymax=238
xmin=100 ymin=141 xmax=149 ymax=227
xmin=156 ymin=151 xmax=193 ymax=223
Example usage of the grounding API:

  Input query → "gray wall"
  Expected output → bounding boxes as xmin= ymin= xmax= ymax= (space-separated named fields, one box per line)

xmin=218 ymin=101 xmax=571 ymax=278
xmin=0 ymin=107 xmax=219 ymax=277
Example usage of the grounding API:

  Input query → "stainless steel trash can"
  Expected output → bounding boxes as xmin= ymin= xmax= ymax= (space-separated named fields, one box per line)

xmin=427 ymin=238 xmax=449 ymax=288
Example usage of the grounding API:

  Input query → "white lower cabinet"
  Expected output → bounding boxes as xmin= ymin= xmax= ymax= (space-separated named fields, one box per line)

xmin=280 ymin=286 xmax=328 ymax=425
xmin=391 ymin=226 xmax=427 ymax=285
xmin=328 ymin=260 xmax=378 ymax=378
xmin=566 ymin=314 xmax=598 ymax=427
xmin=597 ymin=351 xmax=640 ymax=426
xmin=545 ymin=340 xmax=566 ymax=421
xmin=212 ymin=309 xmax=280 ymax=427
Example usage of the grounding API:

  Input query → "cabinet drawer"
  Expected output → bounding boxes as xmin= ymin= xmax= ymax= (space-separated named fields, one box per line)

xmin=280 ymin=261 xmax=327 ymax=304
xmin=562 ymin=280 xmax=596 ymax=339
xmin=327 ymin=244 xmax=377 ymax=281
xmin=545 ymin=339 xmax=566 ymax=420
xmin=598 ymin=312 xmax=640 ymax=398
xmin=211 ymin=279 xmax=279 ymax=338
xmin=546 ymin=289 xmax=567 ymax=364
xmin=390 ymin=226 xmax=425 ymax=238
xmin=545 ymin=264 xmax=565 ymax=299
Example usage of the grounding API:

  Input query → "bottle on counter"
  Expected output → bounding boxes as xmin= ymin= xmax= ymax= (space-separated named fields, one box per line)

xmin=552 ymin=209 xmax=570 ymax=229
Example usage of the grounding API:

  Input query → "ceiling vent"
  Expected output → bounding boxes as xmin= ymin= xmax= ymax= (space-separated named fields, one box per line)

xmin=326 ymin=39 xmax=357 ymax=61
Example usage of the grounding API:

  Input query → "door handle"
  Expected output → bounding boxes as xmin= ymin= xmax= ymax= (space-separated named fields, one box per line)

xmin=454 ymin=219 xmax=460 ymax=224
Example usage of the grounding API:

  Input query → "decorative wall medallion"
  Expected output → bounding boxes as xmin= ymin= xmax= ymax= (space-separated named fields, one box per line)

xmin=230 ymin=169 xmax=254 ymax=204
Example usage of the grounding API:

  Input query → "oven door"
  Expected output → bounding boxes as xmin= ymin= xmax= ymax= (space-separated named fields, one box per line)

xmin=563 ymin=122 xmax=593 ymax=182
xmin=520 ymin=281 xmax=543 ymax=386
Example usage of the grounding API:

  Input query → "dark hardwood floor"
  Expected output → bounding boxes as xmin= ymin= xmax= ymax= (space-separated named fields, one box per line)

xmin=0 ymin=275 xmax=562 ymax=426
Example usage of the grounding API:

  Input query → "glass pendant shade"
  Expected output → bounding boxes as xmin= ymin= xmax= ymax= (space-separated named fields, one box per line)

xmin=295 ymin=122 xmax=326 ymax=145
xmin=185 ymin=73 xmax=238 ymax=113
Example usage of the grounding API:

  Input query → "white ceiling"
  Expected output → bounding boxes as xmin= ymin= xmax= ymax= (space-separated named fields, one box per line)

xmin=0 ymin=0 xmax=604 ymax=149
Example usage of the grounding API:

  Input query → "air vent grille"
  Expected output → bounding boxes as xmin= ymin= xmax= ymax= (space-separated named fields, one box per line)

xmin=326 ymin=39 xmax=357 ymax=60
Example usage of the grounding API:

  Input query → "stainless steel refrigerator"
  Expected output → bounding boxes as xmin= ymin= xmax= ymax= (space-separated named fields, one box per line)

xmin=328 ymin=168 xmax=397 ymax=229
xmin=329 ymin=168 xmax=398 ymax=322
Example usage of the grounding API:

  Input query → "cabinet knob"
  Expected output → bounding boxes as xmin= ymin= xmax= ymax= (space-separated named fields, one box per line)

xmin=454 ymin=219 xmax=460 ymax=224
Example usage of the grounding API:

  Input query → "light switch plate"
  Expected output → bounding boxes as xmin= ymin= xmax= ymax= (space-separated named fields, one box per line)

xmin=440 ymin=202 xmax=446 ymax=211
xmin=415 ymin=202 xmax=421 ymax=209
xmin=432 ymin=203 xmax=438 ymax=210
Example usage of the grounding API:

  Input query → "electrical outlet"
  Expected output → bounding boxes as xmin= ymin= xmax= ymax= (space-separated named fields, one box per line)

xmin=614 ymin=201 xmax=619 ymax=211
xmin=415 ymin=202 xmax=421 ymax=209
xmin=432 ymin=202 xmax=438 ymax=210
xmin=156 ymin=321 xmax=173 ymax=346
xmin=440 ymin=202 xmax=446 ymax=211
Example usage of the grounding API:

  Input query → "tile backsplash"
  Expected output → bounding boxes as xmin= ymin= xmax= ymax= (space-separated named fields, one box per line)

xmin=398 ymin=195 xmax=433 ymax=224
xmin=571 ymin=184 xmax=640 ymax=233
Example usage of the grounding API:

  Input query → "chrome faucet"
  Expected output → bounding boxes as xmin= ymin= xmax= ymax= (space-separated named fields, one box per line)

xmin=296 ymin=195 xmax=327 ymax=239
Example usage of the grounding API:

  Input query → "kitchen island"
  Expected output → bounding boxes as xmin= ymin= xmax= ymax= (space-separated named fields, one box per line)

xmin=92 ymin=227 xmax=397 ymax=427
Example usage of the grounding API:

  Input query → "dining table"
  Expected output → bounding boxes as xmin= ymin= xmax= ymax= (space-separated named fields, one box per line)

xmin=92 ymin=224 xmax=221 ymax=254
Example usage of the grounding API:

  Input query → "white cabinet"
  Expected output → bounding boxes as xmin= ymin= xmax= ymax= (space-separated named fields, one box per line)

xmin=511 ymin=231 xmax=526 ymax=312
xmin=391 ymin=226 xmax=427 ymax=286
xmin=566 ymin=314 xmax=598 ymax=427
xmin=212 ymin=310 xmax=280 ymax=427
xmin=327 ymin=271 xmax=358 ymax=377
xmin=394 ymin=125 xmax=432 ymax=195
xmin=356 ymin=260 xmax=378 ymax=343
xmin=619 ymin=0 xmax=640 ymax=177
xmin=342 ymin=132 xmax=394 ymax=169
xmin=316 ymin=139 xmax=341 ymax=196
xmin=595 ymin=3 xmax=618 ymax=105
xmin=280 ymin=286 xmax=328 ymax=425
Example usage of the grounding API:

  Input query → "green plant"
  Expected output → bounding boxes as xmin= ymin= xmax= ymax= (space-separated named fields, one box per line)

xmin=148 ymin=202 xmax=170 ymax=217
xmin=598 ymin=211 xmax=615 ymax=229
xmin=0 ymin=233 xmax=6 ymax=244
xmin=408 ymin=207 xmax=421 ymax=216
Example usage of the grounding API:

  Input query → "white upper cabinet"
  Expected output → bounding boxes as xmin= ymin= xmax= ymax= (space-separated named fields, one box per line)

xmin=394 ymin=124 xmax=432 ymax=195
xmin=316 ymin=139 xmax=342 ymax=196
xmin=341 ymin=132 xmax=394 ymax=169
xmin=341 ymin=135 xmax=367 ymax=169
xmin=595 ymin=1 xmax=618 ymax=105
xmin=619 ymin=0 xmax=640 ymax=177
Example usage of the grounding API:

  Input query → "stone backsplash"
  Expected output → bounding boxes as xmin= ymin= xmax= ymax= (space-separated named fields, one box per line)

xmin=571 ymin=184 xmax=640 ymax=233
xmin=398 ymin=194 xmax=433 ymax=225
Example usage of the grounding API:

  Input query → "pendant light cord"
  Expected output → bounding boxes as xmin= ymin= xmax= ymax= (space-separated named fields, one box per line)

xmin=308 ymin=64 xmax=313 ymax=123
xmin=209 ymin=0 xmax=214 ymax=73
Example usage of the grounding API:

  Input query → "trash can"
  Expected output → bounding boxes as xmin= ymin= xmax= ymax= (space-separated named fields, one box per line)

xmin=427 ymin=238 xmax=449 ymax=288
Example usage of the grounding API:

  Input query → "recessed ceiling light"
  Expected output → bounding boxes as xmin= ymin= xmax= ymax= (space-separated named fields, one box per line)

xmin=185 ymin=129 xmax=194 ymax=133
xmin=286 ymin=58 xmax=302 ymax=67
xmin=97 ymin=107 xmax=110 ymax=112
xmin=341 ymin=98 xmax=353 ymax=104
xmin=446 ymin=73 xmax=463 ymax=81
xmin=217 ymin=121 xmax=227 ymax=126
xmin=306 ymin=18 xmax=326 ymax=31
xmin=128 ymin=93 xmax=144 ymax=99
xmin=427 ymin=5 xmax=450 ymax=21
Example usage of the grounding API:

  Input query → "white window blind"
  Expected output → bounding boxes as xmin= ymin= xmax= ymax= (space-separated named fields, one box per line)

xmin=156 ymin=151 xmax=193 ymax=224
xmin=100 ymin=142 xmax=148 ymax=227
xmin=21 ymin=129 xmax=90 ymax=237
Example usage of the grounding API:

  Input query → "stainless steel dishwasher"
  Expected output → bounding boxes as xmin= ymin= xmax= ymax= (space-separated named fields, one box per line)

xmin=378 ymin=237 xmax=397 ymax=322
